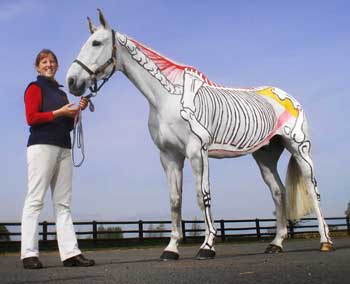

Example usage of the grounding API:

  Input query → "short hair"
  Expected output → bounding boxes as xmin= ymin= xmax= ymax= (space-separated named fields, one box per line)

xmin=34 ymin=49 xmax=58 ymax=67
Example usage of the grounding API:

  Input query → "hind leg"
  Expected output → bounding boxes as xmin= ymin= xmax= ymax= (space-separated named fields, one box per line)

xmin=283 ymin=115 xmax=333 ymax=250
xmin=253 ymin=136 xmax=288 ymax=253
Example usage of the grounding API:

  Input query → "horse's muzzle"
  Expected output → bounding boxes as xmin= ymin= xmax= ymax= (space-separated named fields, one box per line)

xmin=67 ymin=76 xmax=86 ymax=96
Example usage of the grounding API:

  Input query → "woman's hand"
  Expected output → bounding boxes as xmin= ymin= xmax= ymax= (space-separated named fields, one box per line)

xmin=53 ymin=103 xmax=79 ymax=118
xmin=79 ymin=97 xmax=89 ymax=110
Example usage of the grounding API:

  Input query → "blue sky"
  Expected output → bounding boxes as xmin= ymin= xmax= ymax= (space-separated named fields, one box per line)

xmin=0 ymin=0 xmax=349 ymax=222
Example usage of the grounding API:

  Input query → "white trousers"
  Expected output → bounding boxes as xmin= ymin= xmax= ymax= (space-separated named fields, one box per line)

xmin=21 ymin=144 xmax=81 ymax=261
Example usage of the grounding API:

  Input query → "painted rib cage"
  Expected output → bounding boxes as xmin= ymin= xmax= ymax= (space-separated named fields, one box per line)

xmin=194 ymin=86 xmax=277 ymax=150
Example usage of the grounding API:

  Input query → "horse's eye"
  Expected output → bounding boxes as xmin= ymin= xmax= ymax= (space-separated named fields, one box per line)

xmin=92 ymin=40 xmax=102 ymax=47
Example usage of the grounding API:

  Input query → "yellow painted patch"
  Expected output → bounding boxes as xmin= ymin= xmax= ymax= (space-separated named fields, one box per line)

xmin=256 ymin=87 xmax=298 ymax=117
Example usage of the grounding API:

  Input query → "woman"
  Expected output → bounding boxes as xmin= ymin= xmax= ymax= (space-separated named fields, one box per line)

xmin=21 ymin=49 xmax=94 ymax=269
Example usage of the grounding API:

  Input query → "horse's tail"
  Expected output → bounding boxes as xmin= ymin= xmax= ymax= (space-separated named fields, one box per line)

xmin=285 ymin=155 xmax=314 ymax=221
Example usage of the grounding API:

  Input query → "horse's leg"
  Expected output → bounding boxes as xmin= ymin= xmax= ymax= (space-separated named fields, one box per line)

xmin=283 ymin=116 xmax=333 ymax=251
xmin=189 ymin=146 xmax=217 ymax=260
xmin=159 ymin=150 xmax=185 ymax=261
xmin=253 ymin=136 xmax=287 ymax=253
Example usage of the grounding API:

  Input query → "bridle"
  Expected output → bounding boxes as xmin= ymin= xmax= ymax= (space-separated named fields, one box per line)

xmin=71 ymin=29 xmax=117 ymax=167
xmin=73 ymin=29 xmax=117 ymax=97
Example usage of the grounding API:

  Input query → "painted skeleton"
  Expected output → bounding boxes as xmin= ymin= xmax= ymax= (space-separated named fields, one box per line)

xmin=66 ymin=11 xmax=333 ymax=260
xmin=123 ymin=35 xmax=303 ymax=156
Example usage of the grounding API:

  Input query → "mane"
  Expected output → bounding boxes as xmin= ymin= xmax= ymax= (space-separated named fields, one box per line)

xmin=116 ymin=32 xmax=263 ymax=94
xmin=130 ymin=39 xmax=219 ymax=88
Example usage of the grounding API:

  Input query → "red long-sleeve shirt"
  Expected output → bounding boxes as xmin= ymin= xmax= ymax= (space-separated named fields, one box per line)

xmin=24 ymin=84 xmax=54 ymax=126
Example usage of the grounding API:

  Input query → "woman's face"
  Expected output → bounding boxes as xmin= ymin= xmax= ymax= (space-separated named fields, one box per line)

xmin=36 ymin=54 xmax=58 ymax=79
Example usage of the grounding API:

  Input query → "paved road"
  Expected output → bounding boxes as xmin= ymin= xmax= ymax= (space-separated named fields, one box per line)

xmin=1 ymin=238 xmax=349 ymax=284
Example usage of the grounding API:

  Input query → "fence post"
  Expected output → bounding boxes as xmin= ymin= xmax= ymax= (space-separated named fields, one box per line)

xmin=288 ymin=220 xmax=295 ymax=239
xmin=255 ymin=218 xmax=261 ymax=239
xmin=220 ymin=219 xmax=226 ymax=242
xmin=138 ymin=220 xmax=143 ymax=242
xmin=346 ymin=216 xmax=350 ymax=237
xmin=182 ymin=220 xmax=186 ymax=243
xmin=92 ymin=220 xmax=97 ymax=241
xmin=42 ymin=221 xmax=47 ymax=241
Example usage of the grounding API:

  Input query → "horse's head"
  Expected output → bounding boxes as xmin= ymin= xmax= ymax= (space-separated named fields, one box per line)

xmin=66 ymin=9 xmax=118 ymax=96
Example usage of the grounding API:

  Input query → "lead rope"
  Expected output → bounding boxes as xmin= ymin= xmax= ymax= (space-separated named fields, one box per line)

xmin=72 ymin=96 xmax=95 ymax=167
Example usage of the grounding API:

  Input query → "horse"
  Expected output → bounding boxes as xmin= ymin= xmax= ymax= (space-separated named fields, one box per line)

xmin=66 ymin=10 xmax=333 ymax=260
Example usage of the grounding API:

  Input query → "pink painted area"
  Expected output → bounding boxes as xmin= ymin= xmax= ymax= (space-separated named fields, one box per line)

xmin=259 ymin=109 xmax=291 ymax=145
xmin=208 ymin=110 xmax=292 ymax=155
xmin=208 ymin=149 xmax=246 ymax=157
xmin=131 ymin=39 xmax=218 ymax=87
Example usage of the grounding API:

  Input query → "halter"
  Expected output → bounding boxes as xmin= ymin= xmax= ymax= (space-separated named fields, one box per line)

xmin=73 ymin=29 xmax=117 ymax=95
xmin=71 ymin=29 xmax=117 ymax=167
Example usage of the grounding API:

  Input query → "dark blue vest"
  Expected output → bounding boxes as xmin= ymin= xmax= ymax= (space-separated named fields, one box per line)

xmin=26 ymin=76 xmax=74 ymax=148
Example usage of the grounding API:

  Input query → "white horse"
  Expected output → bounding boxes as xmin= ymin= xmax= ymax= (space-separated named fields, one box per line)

xmin=66 ymin=10 xmax=333 ymax=260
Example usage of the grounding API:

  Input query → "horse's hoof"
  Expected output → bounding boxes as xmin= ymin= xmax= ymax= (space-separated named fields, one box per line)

xmin=196 ymin=249 xmax=216 ymax=260
xmin=265 ymin=244 xmax=283 ymax=254
xmin=160 ymin=250 xmax=179 ymax=261
xmin=320 ymin=242 xmax=335 ymax=252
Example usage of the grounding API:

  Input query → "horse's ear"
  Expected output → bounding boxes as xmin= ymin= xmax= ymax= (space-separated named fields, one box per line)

xmin=97 ymin=8 xmax=109 ymax=29
xmin=87 ymin=16 xmax=97 ymax=34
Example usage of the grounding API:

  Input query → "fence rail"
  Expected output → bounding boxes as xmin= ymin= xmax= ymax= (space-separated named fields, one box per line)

xmin=1 ymin=217 xmax=349 ymax=243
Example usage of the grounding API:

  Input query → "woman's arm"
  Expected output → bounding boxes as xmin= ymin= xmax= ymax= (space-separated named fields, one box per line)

xmin=24 ymin=84 xmax=79 ymax=126
xmin=24 ymin=84 xmax=54 ymax=126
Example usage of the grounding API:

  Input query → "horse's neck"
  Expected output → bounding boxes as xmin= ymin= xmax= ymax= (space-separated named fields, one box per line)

xmin=118 ymin=39 xmax=166 ymax=109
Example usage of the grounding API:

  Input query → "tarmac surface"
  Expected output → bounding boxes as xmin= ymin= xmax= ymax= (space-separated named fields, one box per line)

xmin=1 ymin=237 xmax=349 ymax=284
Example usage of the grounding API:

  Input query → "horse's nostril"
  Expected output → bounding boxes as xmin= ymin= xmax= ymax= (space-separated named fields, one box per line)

xmin=80 ymin=81 xmax=86 ymax=92
xmin=68 ymin=77 xmax=75 ymax=88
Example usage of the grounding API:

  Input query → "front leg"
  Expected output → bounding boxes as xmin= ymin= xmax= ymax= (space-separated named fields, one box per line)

xmin=189 ymin=146 xmax=217 ymax=260
xmin=159 ymin=150 xmax=185 ymax=261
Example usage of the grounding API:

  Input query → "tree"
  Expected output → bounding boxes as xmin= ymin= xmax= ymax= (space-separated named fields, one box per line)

xmin=97 ymin=225 xmax=123 ymax=239
xmin=0 ymin=225 xmax=10 ymax=241
xmin=145 ymin=223 xmax=165 ymax=238
xmin=267 ymin=211 xmax=277 ymax=234
xmin=188 ymin=217 xmax=202 ymax=237
xmin=345 ymin=201 xmax=350 ymax=217
xmin=145 ymin=224 xmax=154 ymax=238
xmin=154 ymin=224 xmax=165 ymax=238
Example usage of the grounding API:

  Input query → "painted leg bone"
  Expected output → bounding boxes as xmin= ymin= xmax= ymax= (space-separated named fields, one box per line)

xmin=190 ymin=147 xmax=217 ymax=260
xmin=283 ymin=110 xmax=333 ymax=251
xmin=180 ymin=69 xmax=212 ymax=146
xmin=293 ymin=152 xmax=333 ymax=251
xmin=159 ymin=151 xmax=185 ymax=261
xmin=181 ymin=69 xmax=216 ymax=259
